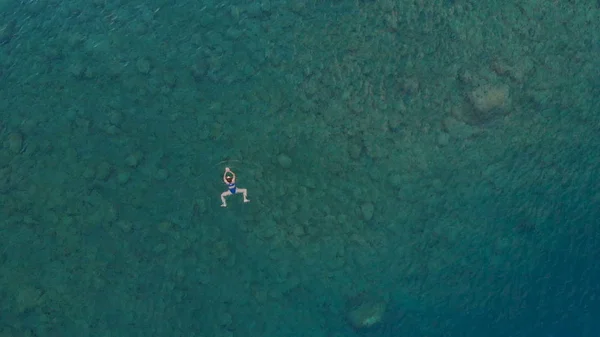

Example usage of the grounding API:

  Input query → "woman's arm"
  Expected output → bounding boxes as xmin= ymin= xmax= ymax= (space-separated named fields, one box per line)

xmin=223 ymin=168 xmax=230 ymax=183
xmin=223 ymin=167 xmax=236 ymax=183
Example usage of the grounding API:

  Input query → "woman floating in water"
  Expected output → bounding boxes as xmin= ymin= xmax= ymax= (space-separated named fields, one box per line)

xmin=220 ymin=167 xmax=250 ymax=207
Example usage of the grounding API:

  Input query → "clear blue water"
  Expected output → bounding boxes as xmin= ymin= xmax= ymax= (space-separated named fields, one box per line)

xmin=0 ymin=0 xmax=598 ymax=336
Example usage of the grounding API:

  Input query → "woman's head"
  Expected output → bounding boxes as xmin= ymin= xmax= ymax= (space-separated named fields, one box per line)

xmin=225 ymin=175 xmax=233 ymax=183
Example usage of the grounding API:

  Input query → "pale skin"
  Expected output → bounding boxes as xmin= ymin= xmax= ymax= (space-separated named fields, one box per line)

xmin=220 ymin=167 xmax=249 ymax=207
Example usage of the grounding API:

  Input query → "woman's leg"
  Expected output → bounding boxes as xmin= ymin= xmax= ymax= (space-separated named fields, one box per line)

xmin=237 ymin=188 xmax=250 ymax=202
xmin=220 ymin=190 xmax=231 ymax=207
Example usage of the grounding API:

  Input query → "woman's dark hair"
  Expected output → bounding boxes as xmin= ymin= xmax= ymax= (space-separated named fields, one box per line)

xmin=225 ymin=175 xmax=233 ymax=183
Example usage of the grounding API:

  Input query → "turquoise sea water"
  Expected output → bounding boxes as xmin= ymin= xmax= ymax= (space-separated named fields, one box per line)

xmin=0 ymin=0 xmax=598 ymax=336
